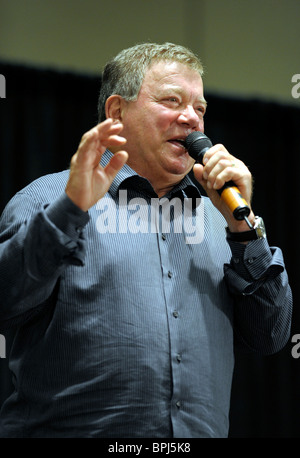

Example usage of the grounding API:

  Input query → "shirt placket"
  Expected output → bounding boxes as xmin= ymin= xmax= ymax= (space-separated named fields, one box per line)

xmin=154 ymin=197 xmax=184 ymax=425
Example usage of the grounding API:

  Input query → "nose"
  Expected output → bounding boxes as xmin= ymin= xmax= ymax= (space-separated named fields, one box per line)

xmin=177 ymin=105 xmax=202 ymax=130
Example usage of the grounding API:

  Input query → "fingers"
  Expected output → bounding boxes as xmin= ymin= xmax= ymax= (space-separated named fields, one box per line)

xmin=75 ymin=119 xmax=127 ymax=169
xmin=193 ymin=145 xmax=254 ymax=230
xmin=103 ymin=150 xmax=129 ymax=183
xmin=94 ymin=118 xmax=127 ymax=149
xmin=201 ymin=144 xmax=250 ymax=191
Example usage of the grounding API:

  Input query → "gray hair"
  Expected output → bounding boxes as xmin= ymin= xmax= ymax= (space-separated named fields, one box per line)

xmin=97 ymin=42 xmax=204 ymax=122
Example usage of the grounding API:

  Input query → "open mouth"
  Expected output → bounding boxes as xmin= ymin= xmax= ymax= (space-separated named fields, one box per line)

xmin=167 ymin=139 xmax=187 ymax=150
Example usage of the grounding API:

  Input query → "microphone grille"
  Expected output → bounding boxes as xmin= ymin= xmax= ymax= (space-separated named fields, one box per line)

xmin=185 ymin=131 xmax=212 ymax=150
xmin=185 ymin=132 xmax=213 ymax=161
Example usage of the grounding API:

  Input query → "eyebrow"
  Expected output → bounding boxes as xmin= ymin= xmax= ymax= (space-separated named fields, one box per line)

xmin=198 ymin=97 xmax=207 ymax=109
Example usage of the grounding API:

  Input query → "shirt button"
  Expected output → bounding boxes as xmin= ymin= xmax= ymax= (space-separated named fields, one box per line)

xmin=176 ymin=354 xmax=182 ymax=363
xmin=176 ymin=401 xmax=181 ymax=408
xmin=233 ymin=257 xmax=240 ymax=264
xmin=247 ymin=258 xmax=254 ymax=264
xmin=168 ymin=271 xmax=173 ymax=278
xmin=173 ymin=311 xmax=179 ymax=318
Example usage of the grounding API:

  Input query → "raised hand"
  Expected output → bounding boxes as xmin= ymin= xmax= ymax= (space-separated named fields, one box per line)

xmin=65 ymin=118 xmax=128 ymax=211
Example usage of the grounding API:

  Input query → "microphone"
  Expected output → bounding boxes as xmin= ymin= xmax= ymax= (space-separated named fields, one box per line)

xmin=185 ymin=131 xmax=253 ymax=228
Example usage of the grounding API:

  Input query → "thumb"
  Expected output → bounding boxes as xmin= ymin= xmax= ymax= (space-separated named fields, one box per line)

xmin=193 ymin=163 xmax=206 ymax=188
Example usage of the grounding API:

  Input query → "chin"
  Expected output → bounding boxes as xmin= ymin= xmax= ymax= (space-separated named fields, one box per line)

xmin=166 ymin=157 xmax=193 ymax=176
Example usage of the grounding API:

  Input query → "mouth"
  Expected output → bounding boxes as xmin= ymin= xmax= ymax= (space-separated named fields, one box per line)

xmin=167 ymin=138 xmax=187 ymax=151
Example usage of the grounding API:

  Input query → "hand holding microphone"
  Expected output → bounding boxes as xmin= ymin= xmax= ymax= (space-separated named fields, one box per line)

xmin=185 ymin=131 xmax=254 ymax=229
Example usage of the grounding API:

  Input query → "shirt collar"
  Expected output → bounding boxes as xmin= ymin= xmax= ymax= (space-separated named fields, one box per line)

xmin=100 ymin=149 xmax=202 ymax=200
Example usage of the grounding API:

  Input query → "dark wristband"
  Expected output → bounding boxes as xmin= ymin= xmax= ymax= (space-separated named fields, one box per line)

xmin=226 ymin=216 xmax=266 ymax=242
xmin=226 ymin=227 xmax=258 ymax=242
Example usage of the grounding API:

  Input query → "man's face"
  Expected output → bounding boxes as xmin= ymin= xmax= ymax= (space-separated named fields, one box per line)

xmin=120 ymin=61 xmax=206 ymax=188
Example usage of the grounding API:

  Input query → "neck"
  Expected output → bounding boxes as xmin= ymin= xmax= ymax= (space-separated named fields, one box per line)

xmin=126 ymin=157 xmax=184 ymax=197
xmin=109 ymin=146 xmax=187 ymax=197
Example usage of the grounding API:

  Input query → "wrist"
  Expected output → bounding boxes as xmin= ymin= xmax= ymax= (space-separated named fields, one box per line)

xmin=226 ymin=211 xmax=255 ymax=233
xmin=226 ymin=216 xmax=266 ymax=243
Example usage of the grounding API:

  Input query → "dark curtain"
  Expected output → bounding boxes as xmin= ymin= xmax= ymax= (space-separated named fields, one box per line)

xmin=0 ymin=61 xmax=300 ymax=437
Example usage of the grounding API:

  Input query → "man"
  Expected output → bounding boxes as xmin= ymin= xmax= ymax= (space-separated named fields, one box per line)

xmin=0 ymin=43 xmax=292 ymax=438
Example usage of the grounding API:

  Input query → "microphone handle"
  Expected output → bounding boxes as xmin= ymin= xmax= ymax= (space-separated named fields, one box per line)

xmin=219 ymin=181 xmax=250 ymax=221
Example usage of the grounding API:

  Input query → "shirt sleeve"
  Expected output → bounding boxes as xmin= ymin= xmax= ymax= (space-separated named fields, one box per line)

xmin=224 ymin=238 xmax=293 ymax=355
xmin=0 ymin=192 xmax=89 ymax=330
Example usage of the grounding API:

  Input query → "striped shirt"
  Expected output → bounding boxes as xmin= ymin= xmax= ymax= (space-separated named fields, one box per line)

xmin=0 ymin=150 xmax=292 ymax=437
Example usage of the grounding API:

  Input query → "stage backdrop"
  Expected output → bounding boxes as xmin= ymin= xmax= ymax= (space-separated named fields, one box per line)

xmin=1 ymin=61 xmax=300 ymax=437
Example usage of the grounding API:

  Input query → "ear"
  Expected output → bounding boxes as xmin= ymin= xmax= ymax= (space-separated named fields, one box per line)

xmin=105 ymin=95 xmax=127 ymax=122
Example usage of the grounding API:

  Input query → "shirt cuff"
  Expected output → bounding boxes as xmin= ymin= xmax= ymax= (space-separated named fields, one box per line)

xmin=224 ymin=238 xmax=285 ymax=294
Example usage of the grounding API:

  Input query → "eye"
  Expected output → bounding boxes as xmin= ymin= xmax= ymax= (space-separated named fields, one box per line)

xmin=196 ymin=106 xmax=206 ymax=116
xmin=164 ymin=96 xmax=179 ymax=104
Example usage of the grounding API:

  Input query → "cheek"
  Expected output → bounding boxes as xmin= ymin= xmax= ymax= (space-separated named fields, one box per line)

xmin=150 ymin=105 xmax=177 ymax=128
xmin=200 ymin=118 xmax=205 ymax=133
xmin=124 ymin=105 xmax=177 ymax=148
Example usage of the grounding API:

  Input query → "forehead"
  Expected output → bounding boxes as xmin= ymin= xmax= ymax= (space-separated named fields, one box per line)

xmin=142 ymin=60 xmax=204 ymax=95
